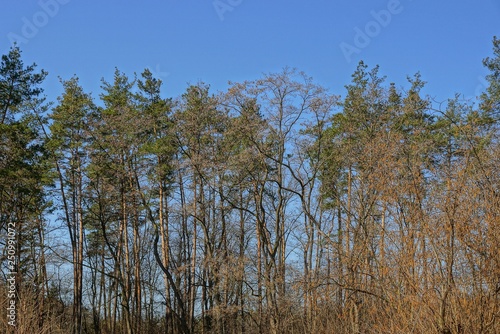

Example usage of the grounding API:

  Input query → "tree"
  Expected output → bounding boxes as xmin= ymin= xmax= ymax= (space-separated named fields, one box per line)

xmin=0 ymin=46 xmax=54 ymax=333
xmin=48 ymin=76 xmax=95 ymax=334
xmin=480 ymin=36 xmax=500 ymax=122
xmin=87 ymin=69 xmax=140 ymax=334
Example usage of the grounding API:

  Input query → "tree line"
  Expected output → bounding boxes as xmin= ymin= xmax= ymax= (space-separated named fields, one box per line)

xmin=0 ymin=37 xmax=499 ymax=334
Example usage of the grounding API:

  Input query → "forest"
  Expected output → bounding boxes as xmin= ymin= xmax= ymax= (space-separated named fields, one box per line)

xmin=0 ymin=37 xmax=499 ymax=334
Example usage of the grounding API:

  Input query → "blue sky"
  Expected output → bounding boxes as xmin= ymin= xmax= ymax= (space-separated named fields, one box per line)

xmin=1 ymin=0 xmax=499 ymax=105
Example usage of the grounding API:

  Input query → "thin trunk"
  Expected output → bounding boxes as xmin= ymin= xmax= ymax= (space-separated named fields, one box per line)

xmin=76 ymin=162 xmax=84 ymax=334
xmin=36 ymin=216 xmax=48 ymax=331
xmin=379 ymin=203 xmax=386 ymax=284
xmin=133 ymin=211 xmax=141 ymax=333
xmin=346 ymin=166 xmax=352 ymax=273
xmin=238 ymin=187 xmax=246 ymax=334
xmin=159 ymin=182 xmax=174 ymax=333
xmin=178 ymin=168 xmax=189 ymax=334
xmin=121 ymin=184 xmax=133 ymax=334
xmin=337 ymin=204 xmax=343 ymax=304
xmin=189 ymin=179 xmax=198 ymax=333
xmin=257 ymin=225 xmax=263 ymax=334
xmin=101 ymin=247 xmax=108 ymax=334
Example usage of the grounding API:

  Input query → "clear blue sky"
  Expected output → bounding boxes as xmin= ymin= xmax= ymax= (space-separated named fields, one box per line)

xmin=1 ymin=0 xmax=499 ymax=105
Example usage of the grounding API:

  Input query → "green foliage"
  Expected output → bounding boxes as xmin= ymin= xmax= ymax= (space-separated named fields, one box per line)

xmin=480 ymin=36 xmax=500 ymax=120
xmin=0 ymin=45 xmax=49 ymax=224
xmin=137 ymin=69 xmax=176 ymax=183
xmin=0 ymin=45 xmax=52 ymax=305
xmin=0 ymin=46 xmax=47 ymax=125
xmin=2 ymin=37 xmax=500 ymax=334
